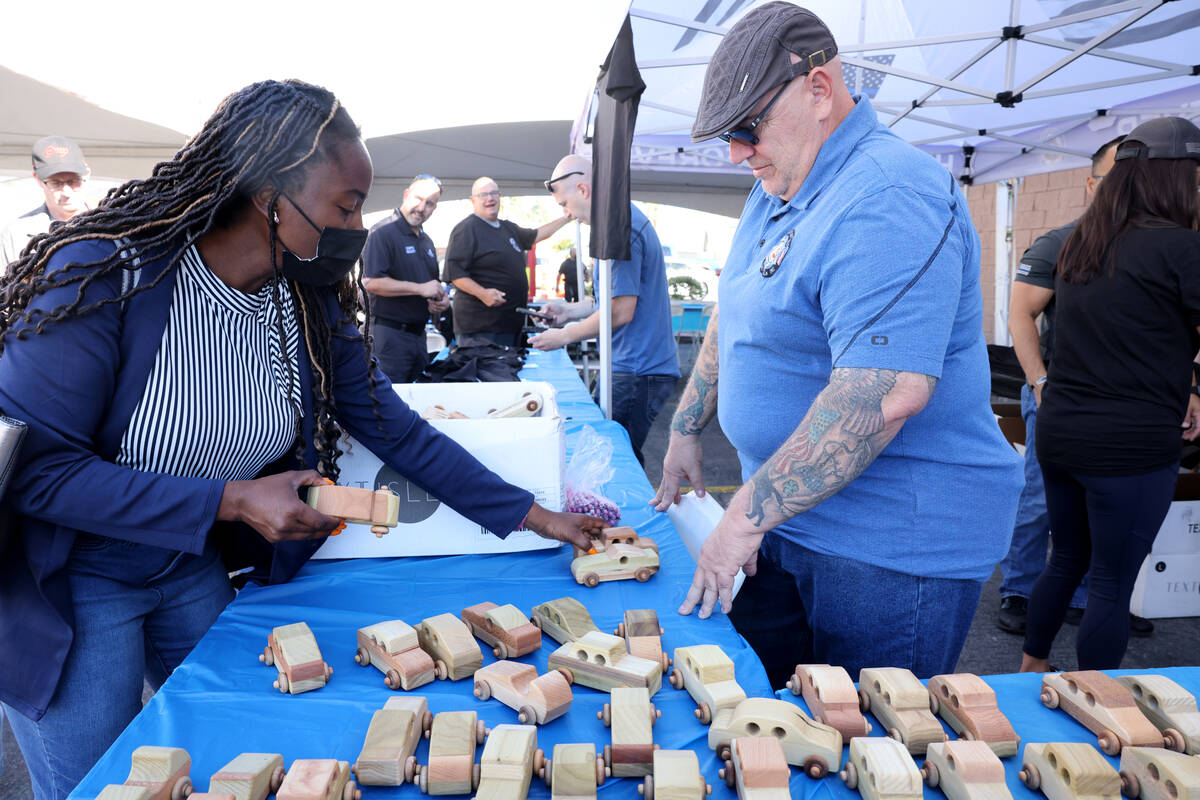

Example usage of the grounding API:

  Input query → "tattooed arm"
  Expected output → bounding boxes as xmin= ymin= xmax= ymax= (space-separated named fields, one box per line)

xmin=679 ymin=367 xmax=936 ymax=618
xmin=652 ymin=305 xmax=720 ymax=509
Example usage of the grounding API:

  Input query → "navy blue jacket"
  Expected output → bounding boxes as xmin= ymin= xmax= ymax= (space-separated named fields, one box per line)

xmin=0 ymin=238 xmax=534 ymax=720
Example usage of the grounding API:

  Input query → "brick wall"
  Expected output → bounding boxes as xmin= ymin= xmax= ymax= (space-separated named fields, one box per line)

xmin=964 ymin=165 xmax=1091 ymax=342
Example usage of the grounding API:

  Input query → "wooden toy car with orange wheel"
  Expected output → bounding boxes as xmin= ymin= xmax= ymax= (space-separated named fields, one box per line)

xmin=1041 ymin=671 xmax=1182 ymax=755
xmin=355 ymin=619 xmax=436 ymax=690
xmin=571 ymin=543 xmax=659 ymax=587
xmin=461 ymin=601 xmax=541 ymax=659
xmin=668 ymin=645 xmax=747 ymax=725
xmin=573 ymin=526 xmax=659 ymax=558
xmin=259 ymin=621 xmax=333 ymax=695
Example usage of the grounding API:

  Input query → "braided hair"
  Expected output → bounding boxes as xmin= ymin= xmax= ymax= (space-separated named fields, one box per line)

xmin=0 ymin=78 xmax=387 ymax=480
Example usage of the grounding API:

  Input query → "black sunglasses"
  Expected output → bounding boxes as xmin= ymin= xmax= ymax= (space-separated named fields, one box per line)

xmin=414 ymin=173 xmax=442 ymax=188
xmin=544 ymin=171 xmax=584 ymax=191
xmin=719 ymin=80 xmax=793 ymax=146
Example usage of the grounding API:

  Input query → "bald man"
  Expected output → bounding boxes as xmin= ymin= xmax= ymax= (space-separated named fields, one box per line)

xmin=532 ymin=155 xmax=678 ymax=464
xmin=443 ymin=177 xmax=570 ymax=347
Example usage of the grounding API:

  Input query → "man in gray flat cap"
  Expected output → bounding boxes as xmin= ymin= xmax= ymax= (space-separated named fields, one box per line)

xmin=1 ymin=136 xmax=91 ymax=272
xmin=652 ymin=1 xmax=1022 ymax=683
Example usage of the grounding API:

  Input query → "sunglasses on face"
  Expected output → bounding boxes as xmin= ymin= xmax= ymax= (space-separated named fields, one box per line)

xmin=544 ymin=171 xmax=584 ymax=191
xmin=474 ymin=190 xmax=501 ymax=199
xmin=414 ymin=173 xmax=442 ymax=188
xmin=718 ymin=79 xmax=793 ymax=146
xmin=43 ymin=176 xmax=85 ymax=191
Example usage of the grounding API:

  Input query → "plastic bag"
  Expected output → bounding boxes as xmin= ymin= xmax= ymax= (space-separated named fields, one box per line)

xmin=564 ymin=425 xmax=621 ymax=526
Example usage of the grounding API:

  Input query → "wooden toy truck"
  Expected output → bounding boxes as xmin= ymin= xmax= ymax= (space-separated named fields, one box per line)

xmin=616 ymin=609 xmax=671 ymax=674
xmin=1041 ymin=671 xmax=1181 ymax=755
xmin=539 ymin=743 xmax=607 ymax=800
xmin=531 ymin=597 xmax=599 ymax=646
xmin=548 ymin=631 xmax=663 ymax=695
xmin=574 ymin=526 xmax=659 ymax=558
xmin=306 ymin=483 xmax=399 ymax=537
xmin=417 ymin=710 xmax=488 ymax=795
xmin=475 ymin=724 xmax=544 ymax=800
xmin=638 ymin=750 xmax=711 ymax=800
xmin=786 ymin=664 xmax=872 ymax=739
xmin=352 ymin=695 xmax=432 ymax=786
xmin=1019 ymin=742 xmax=1121 ymax=800
xmin=260 ymin=621 xmax=333 ymax=694
xmin=708 ymin=697 xmax=842 ymax=778
xmin=1118 ymin=746 xmax=1200 ymax=800
xmin=416 ymin=612 xmax=483 ymax=680
xmin=927 ymin=673 xmax=1020 ymax=757
xmin=921 ymin=740 xmax=1014 ymax=800
xmin=117 ymin=747 xmax=194 ymax=800
xmin=599 ymin=687 xmax=660 ymax=778
xmin=571 ymin=543 xmax=659 ymax=587
xmin=858 ymin=667 xmax=947 ymax=755
xmin=718 ymin=738 xmax=791 ymax=800
xmin=277 ymin=759 xmax=360 ymax=800
xmin=473 ymin=660 xmax=573 ymax=725
xmin=1116 ymin=675 xmax=1200 ymax=755
xmin=669 ymin=645 xmax=747 ymax=725
xmin=208 ymin=752 xmax=286 ymax=800
xmin=461 ymin=601 xmax=542 ymax=659
xmin=355 ymin=619 xmax=436 ymax=690
xmin=840 ymin=736 xmax=923 ymax=800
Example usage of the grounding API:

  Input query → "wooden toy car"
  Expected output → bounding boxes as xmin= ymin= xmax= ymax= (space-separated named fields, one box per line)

xmin=638 ymin=750 xmax=710 ymax=800
xmin=708 ymin=697 xmax=842 ymax=778
xmin=417 ymin=710 xmax=488 ymax=795
xmin=97 ymin=788 xmax=157 ymax=800
xmin=548 ymin=631 xmax=663 ymax=694
xmin=718 ymin=737 xmax=790 ymax=800
xmin=476 ymin=723 xmax=545 ymax=800
xmin=530 ymin=597 xmax=599 ymax=646
xmin=487 ymin=391 xmax=543 ymax=418
xmin=571 ymin=543 xmax=659 ymax=587
xmin=474 ymin=660 xmax=573 ymax=725
xmin=927 ymin=673 xmax=1020 ymax=757
xmin=416 ymin=612 xmax=483 ymax=680
xmin=461 ymin=601 xmax=541 ymax=659
xmin=840 ymin=736 xmax=923 ymax=800
xmin=208 ymin=752 xmax=286 ymax=800
xmin=352 ymin=695 xmax=432 ymax=786
xmin=259 ymin=621 xmax=333 ymax=694
xmin=1018 ymin=742 xmax=1121 ymax=800
xmin=858 ymin=667 xmax=947 ymax=755
xmin=354 ymin=619 xmax=436 ymax=690
xmin=422 ymin=404 xmax=469 ymax=420
xmin=785 ymin=664 xmax=872 ymax=739
xmin=616 ymin=609 xmax=671 ymax=674
xmin=1041 ymin=671 xmax=1179 ymax=755
xmin=1118 ymin=746 xmax=1200 ymax=800
xmin=539 ymin=743 xmax=607 ymax=800
xmin=277 ymin=759 xmax=360 ymax=800
xmin=306 ymin=483 xmax=399 ymax=537
xmin=599 ymin=687 xmax=660 ymax=778
xmin=921 ymin=740 xmax=1013 ymax=800
xmin=117 ymin=747 xmax=193 ymax=800
xmin=184 ymin=795 xmax=234 ymax=800
xmin=574 ymin=526 xmax=660 ymax=557
xmin=669 ymin=645 xmax=747 ymax=725
xmin=1115 ymin=675 xmax=1199 ymax=755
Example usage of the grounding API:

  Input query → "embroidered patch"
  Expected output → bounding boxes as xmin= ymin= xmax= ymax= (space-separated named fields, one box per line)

xmin=509 ymin=237 xmax=521 ymax=252
xmin=405 ymin=245 xmax=417 ymax=254
xmin=427 ymin=248 xmax=435 ymax=259
xmin=760 ymin=230 xmax=795 ymax=277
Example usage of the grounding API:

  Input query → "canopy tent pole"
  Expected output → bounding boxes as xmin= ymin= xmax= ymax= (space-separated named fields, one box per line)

xmin=574 ymin=219 xmax=586 ymax=305
xmin=994 ymin=180 xmax=1017 ymax=346
xmin=598 ymin=259 xmax=613 ymax=419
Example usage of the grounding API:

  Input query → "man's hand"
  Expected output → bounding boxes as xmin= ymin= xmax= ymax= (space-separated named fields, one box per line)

xmin=418 ymin=280 xmax=446 ymax=301
xmin=428 ymin=295 xmax=450 ymax=313
xmin=540 ymin=299 xmax=570 ymax=325
xmin=528 ymin=327 xmax=571 ymax=352
xmin=1033 ymin=382 xmax=1044 ymax=408
xmin=651 ymin=432 xmax=705 ymax=510
xmin=218 ymin=471 xmax=343 ymax=543
xmin=678 ymin=519 xmax=761 ymax=618
xmin=523 ymin=502 xmax=606 ymax=551
xmin=481 ymin=288 xmax=506 ymax=307
xmin=1184 ymin=393 xmax=1200 ymax=441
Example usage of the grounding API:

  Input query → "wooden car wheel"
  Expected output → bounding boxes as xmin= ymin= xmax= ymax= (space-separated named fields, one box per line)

xmin=721 ymin=759 xmax=735 ymax=788
xmin=604 ymin=744 xmax=613 ymax=769
xmin=786 ymin=675 xmax=800 ymax=696
xmin=531 ymin=617 xmax=542 ymax=629
xmin=584 ymin=573 xmax=600 ymax=588
xmin=493 ymin=642 xmax=508 ymax=659
xmin=841 ymin=762 xmax=858 ymax=789
xmin=804 ymin=757 xmax=828 ymax=779
xmin=261 ymin=646 xmax=274 ymax=666
xmin=343 ymin=779 xmax=360 ymax=800
xmin=600 ymin=703 xmax=612 ymax=727
xmin=473 ymin=679 xmax=491 ymax=701
xmin=1040 ymin=686 xmax=1060 ymax=709
xmin=170 ymin=776 xmax=192 ymax=800
xmin=419 ymin=764 xmax=429 ymax=794
xmin=385 ymin=669 xmax=400 ymax=690
xmin=660 ymin=652 xmax=671 ymax=674
xmin=472 ymin=763 xmax=481 ymax=790
xmin=694 ymin=702 xmax=712 ymax=725
xmin=650 ymin=705 xmax=661 ymax=725
xmin=1019 ymin=763 xmax=1040 ymax=790
xmin=354 ymin=647 xmax=369 ymax=666
xmin=858 ymin=688 xmax=871 ymax=712
xmin=616 ymin=622 xmax=625 ymax=637
xmin=1163 ymin=728 xmax=1186 ymax=752
xmin=1097 ymin=728 xmax=1122 ymax=756
xmin=405 ymin=755 xmax=418 ymax=783
xmin=540 ymin=758 xmax=552 ymax=786
xmin=928 ymin=693 xmax=940 ymax=715
xmin=635 ymin=568 xmax=653 ymax=583
xmin=716 ymin=742 xmax=731 ymax=762
xmin=596 ymin=756 xmax=607 ymax=785
xmin=270 ymin=765 xmax=286 ymax=793
xmin=275 ymin=673 xmax=290 ymax=693
xmin=962 ymin=730 xmax=975 ymax=741
xmin=1120 ymin=770 xmax=1140 ymax=798
xmin=640 ymin=774 xmax=654 ymax=799
xmin=434 ymin=660 xmax=448 ymax=681
xmin=518 ymin=705 xmax=537 ymax=725
xmin=669 ymin=668 xmax=684 ymax=690
xmin=556 ymin=667 xmax=575 ymax=686
xmin=533 ymin=749 xmax=545 ymax=778
xmin=887 ymin=727 xmax=903 ymax=743
xmin=923 ymin=761 xmax=940 ymax=788
xmin=422 ymin=709 xmax=434 ymax=733
xmin=324 ymin=664 xmax=334 ymax=680
xmin=476 ymin=719 xmax=488 ymax=744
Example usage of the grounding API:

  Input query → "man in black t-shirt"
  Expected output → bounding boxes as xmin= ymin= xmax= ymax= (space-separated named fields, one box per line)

xmin=558 ymin=247 xmax=579 ymax=302
xmin=443 ymin=177 xmax=571 ymax=347
xmin=362 ymin=175 xmax=448 ymax=382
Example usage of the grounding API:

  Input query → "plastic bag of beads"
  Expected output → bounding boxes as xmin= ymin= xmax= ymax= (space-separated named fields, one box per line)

xmin=564 ymin=425 xmax=620 ymax=526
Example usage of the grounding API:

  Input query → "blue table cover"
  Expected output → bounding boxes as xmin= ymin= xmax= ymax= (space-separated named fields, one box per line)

xmin=69 ymin=350 xmax=1200 ymax=800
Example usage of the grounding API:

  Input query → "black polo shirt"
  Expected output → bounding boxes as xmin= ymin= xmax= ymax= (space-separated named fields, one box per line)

xmin=443 ymin=214 xmax=536 ymax=335
xmin=362 ymin=210 xmax=440 ymax=326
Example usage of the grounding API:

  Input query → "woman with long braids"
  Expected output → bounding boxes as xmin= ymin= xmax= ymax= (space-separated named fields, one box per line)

xmin=0 ymin=80 xmax=604 ymax=799
xmin=1021 ymin=116 xmax=1200 ymax=672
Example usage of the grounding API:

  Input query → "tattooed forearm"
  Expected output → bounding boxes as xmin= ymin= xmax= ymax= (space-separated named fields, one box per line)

xmin=672 ymin=308 xmax=720 ymax=436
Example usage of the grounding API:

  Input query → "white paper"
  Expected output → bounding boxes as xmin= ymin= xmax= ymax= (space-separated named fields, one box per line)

xmin=667 ymin=491 xmax=745 ymax=599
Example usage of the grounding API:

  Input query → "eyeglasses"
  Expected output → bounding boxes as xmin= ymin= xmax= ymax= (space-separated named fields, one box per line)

xmin=42 ymin=176 xmax=85 ymax=191
xmin=474 ymin=190 xmax=501 ymax=199
xmin=718 ymin=80 xmax=793 ymax=146
xmin=544 ymin=171 xmax=584 ymax=191
xmin=414 ymin=173 xmax=442 ymax=188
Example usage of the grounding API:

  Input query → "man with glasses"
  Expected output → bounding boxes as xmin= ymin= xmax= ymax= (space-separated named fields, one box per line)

xmin=361 ymin=175 xmax=449 ymax=382
xmin=651 ymin=1 xmax=1021 ymax=683
xmin=1 ymin=136 xmax=91 ymax=272
xmin=443 ymin=177 xmax=570 ymax=347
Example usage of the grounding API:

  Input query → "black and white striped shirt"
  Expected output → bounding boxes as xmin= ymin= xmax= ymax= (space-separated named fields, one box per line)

xmin=116 ymin=245 xmax=302 ymax=481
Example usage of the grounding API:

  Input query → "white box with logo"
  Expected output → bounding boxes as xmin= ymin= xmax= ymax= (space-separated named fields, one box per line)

xmin=1130 ymin=473 xmax=1200 ymax=618
xmin=312 ymin=381 xmax=564 ymax=558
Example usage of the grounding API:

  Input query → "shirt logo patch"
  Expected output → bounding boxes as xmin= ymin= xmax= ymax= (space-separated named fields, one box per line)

xmin=760 ymin=230 xmax=795 ymax=278
xmin=509 ymin=237 xmax=521 ymax=252
xmin=405 ymin=245 xmax=417 ymax=254
xmin=1016 ymin=261 xmax=1033 ymax=276
xmin=427 ymin=248 xmax=435 ymax=258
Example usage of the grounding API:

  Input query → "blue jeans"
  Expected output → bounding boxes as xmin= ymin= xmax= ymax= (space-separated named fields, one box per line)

xmin=3 ymin=536 xmax=234 ymax=800
xmin=599 ymin=372 xmax=676 ymax=465
xmin=998 ymin=384 xmax=1086 ymax=607
xmin=729 ymin=533 xmax=983 ymax=688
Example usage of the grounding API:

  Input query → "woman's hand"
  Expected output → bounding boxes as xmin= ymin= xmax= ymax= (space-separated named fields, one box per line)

xmin=524 ymin=502 xmax=607 ymax=551
xmin=218 ymin=470 xmax=343 ymax=543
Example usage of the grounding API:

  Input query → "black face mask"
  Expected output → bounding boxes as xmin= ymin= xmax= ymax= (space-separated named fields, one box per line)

xmin=273 ymin=191 xmax=367 ymax=286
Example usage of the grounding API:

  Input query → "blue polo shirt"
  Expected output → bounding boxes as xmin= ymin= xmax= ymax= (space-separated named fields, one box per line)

xmin=718 ymin=97 xmax=1022 ymax=581
xmin=610 ymin=204 xmax=679 ymax=377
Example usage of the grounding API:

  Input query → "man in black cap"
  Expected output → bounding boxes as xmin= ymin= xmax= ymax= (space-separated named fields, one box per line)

xmin=1 ymin=136 xmax=91 ymax=271
xmin=652 ymin=1 xmax=1022 ymax=683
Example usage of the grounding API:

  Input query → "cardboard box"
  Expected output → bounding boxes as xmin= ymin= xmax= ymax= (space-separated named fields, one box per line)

xmin=312 ymin=382 xmax=564 ymax=559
